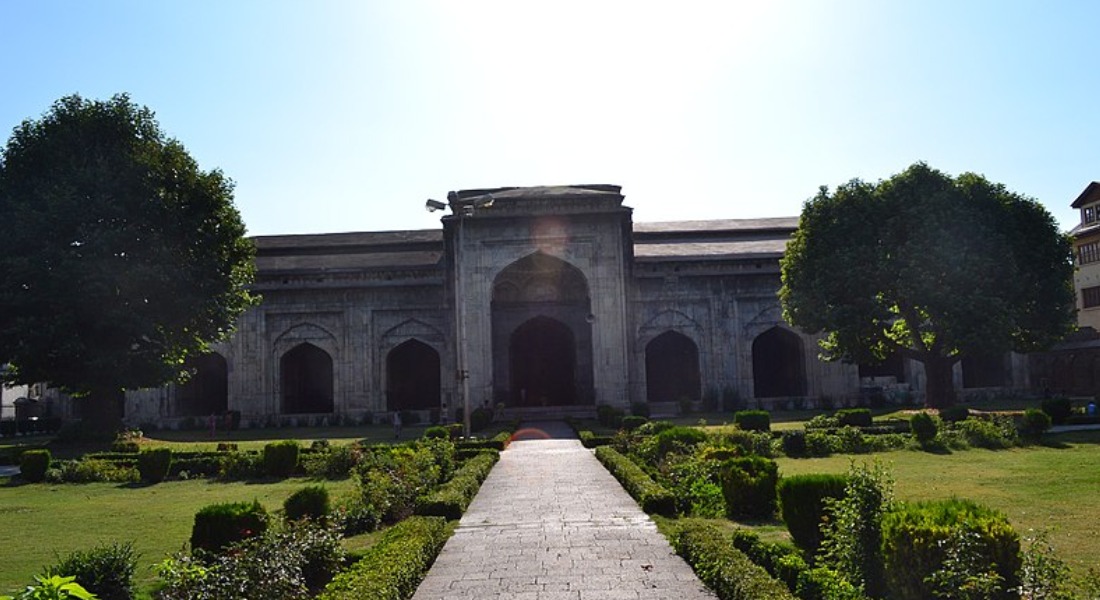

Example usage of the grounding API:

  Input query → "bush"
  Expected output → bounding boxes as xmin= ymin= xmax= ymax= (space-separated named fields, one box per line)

xmin=594 ymin=446 xmax=676 ymax=516
xmin=51 ymin=541 xmax=137 ymax=600
xmin=795 ymin=567 xmax=868 ymax=600
xmin=818 ymin=461 xmax=893 ymax=598
xmin=137 ymin=448 xmax=172 ymax=483
xmin=719 ymin=456 xmax=779 ymax=521
xmin=20 ymin=449 xmax=51 ymax=483
xmin=777 ymin=473 xmax=848 ymax=557
xmin=218 ymin=451 xmax=263 ymax=480
xmin=881 ymin=499 xmax=1020 ymax=600
xmin=710 ymin=427 xmax=775 ymax=458
xmin=444 ymin=423 xmax=464 ymax=439
xmin=415 ymin=452 xmax=497 ymax=520
xmin=302 ymin=444 xmax=361 ymax=480
xmin=734 ymin=410 xmax=771 ymax=432
xmin=910 ymin=412 xmax=939 ymax=445
xmin=423 ymin=426 xmax=449 ymax=439
xmin=620 ymin=415 xmax=648 ymax=431
xmin=804 ymin=431 xmax=838 ymax=457
xmin=264 ymin=440 xmax=301 ymax=478
xmin=780 ymin=431 xmax=806 ymax=457
xmin=1019 ymin=408 xmax=1052 ymax=442
xmin=285 ymin=485 xmax=331 ymax=522
xmin=1040 ymin=397 xmax=1073 ymax=425
xmin=190 ymin=500 xmax=268 ymax=554
xmin=671 ymin=520 xmax=797 ymax=600
xmin=939 ymin=405 xmax=970 ymax=423
xmin=805 ymin=414 xmax=840 ymax=430
xmin=469 ymin=406 xmax=493 ymax=432
xmin=835 ymin=408 xmax=872 ymax=428
xmin=3 ymin=575 xmax=98 ymax=600
xmin=630 ymin=402 xmax=650 ymax=418
xmin=596 ymin=404 xmax=624 ymax=428
xmin=955 ymin=416 xmax=1018 ymax=449
xmin=317 ymin=516 xmax=447 ymax=600
xmin=636 ymin=420 xmax=676 ymax=436
xmin=654 ymin=426 xmax=709 ymax=458
xmin=354 ymin=445 xmax=439 ymax=525
xmin=54 ymin=458 xmax=137 ymax=483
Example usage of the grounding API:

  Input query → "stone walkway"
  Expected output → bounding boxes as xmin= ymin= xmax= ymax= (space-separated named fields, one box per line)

xmin=411 ymin=422 xmax=715 ymax=600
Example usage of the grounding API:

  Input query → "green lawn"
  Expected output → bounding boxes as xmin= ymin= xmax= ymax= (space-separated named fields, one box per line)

xmin=776 ymin=431 xmax=1100 ymax=575
xmin=0 ymin=477 xmax=356 ymax=597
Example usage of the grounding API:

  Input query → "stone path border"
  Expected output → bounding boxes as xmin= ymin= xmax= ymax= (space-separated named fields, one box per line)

xmin=411 ymin=421 xmax=715 ymax=599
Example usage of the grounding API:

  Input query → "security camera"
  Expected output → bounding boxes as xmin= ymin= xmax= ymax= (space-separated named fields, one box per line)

xmin=425 ymin=199 xmax=447 ymax=212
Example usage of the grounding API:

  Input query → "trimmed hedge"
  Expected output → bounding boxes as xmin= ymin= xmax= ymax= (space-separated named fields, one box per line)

xmin=1040 ymin=397 xmax=1073 ymax=425
xmin=594 ymin=446 xmax=676 ymax=517
xmin=284 ymin=484 xmax=331 ymax=522
xmin=20 ymin=448 xmax=51 ymax=482
xmin=910 ymin=412 xmax=938 ymax=444
xmin=734 ymin=410 xmax=771 ymax=432
xmin=416 ymin=452 xmax=498 ymax=520
xmin=719 ymin=456 xmax=779 ymax=521
xmin=317 ymin=515 xmax=448 ymax=600
xmin=578 ymin=430 xmax=614 ymax=448
xmin=263 ymin=440 xmax=300 ymax=478
xmin=777 ymin=473 xmax=848 ymax=556
xmin=455 ymin=431 xmax=511 ymax=452
xmin=620 ymin=415 xmax=648 ymax=431
xmin=835 ymin=409 xmax=872 ymax=428
xmin=190 ymin=500 xmax=268 ymax=554
xmin=454 ymin=447 xmax=500 ymax=463
xmin=881 ymin=499 xmax=1020 ymax=600
xmin=671 ymin=520 xmax=797 ymax=600
xmin=423 ymin=426 xmax=449 ymax=439
xmin=137 ymin=448 xmax=172 ymax=483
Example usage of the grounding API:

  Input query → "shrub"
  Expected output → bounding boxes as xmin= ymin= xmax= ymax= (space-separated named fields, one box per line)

xmin=910 ymin=412 xmax=939 ymax=445
xmin=630 ymin=401 xmax=650 ymax=417
xmin=955 ymin=416 xmax=1018 ymax=449
xmin=636 ymin=420 xmax=676 ymax=436
xmin=734 ymin=410 xmax=771 ymax=432
xmin=20 ymin=449 xmax=51 ymax=483
xmin=727 ymin=528 xmax=807 ymax=590
xmin=818 ymin=461 xmax=893 ymax=598
xmin=671 ymin=520 xmax=797 ymax=600
xmin=719 ymin=456 xmax=779 ymax=521
xmin=263 ymin=440 xmax=301 ymax=478
xmin=50 ymin=541 xmax=137 ymax=600
xmin=594 ymin=446 xmax=676 ymax=516
xmin=454 ymin=447 xmax=500 ymax=463
xmin=302 ymin=444 xmax=361 ymax=480
xmin=780 ymin=431 xmax=807 ymax=457
xmin=354 ymin=445 xmax=439 ymax=524
xmin=654 ymin=426 xmax=709 ymax=458
xmin=216 ymin=442 xmax=238 ymax=452
xmin=190 ymin=500 xmax=268 ymax=554
xmin=317 ymin=516 xmax=447 ymax=600
xmin=881 ymin=499 xmax=1020 ymax=600
xmin=940 ymin=405 xmax=970 ymax=423
xmin=1019 ymin=408 xmax=1052 ymax=442
xmin=596 ymin=404 xmax=624 ymax=428
xmin=55 ymin=458 xmax=137 ymax=483
xmin=3 ymin=575 xmax=97 ymax=600
xmin=804 ymin=431 xmax=838 ymax=457
xmin=444 ymin=423 xmax=464 ymax=439
xmin=415 ymin=452 xmax=497 ymax=520
xmin=777 ymin=473 xmax=848 ymax=557
xmin=795 ymin=567 xmax=868 ymax=600
xmin=835 ymin=408 xmax=872 ymax=428
xmin=469 ymin=406 xmax=493 ymax=432
xmin=110 ymin=440 xmax=140 ymax=453
xmin=423 ymin=426 xmax=449 ymax=439
xmin=1040 ymin=397 xmax=1073 ymax=425
xmin=218 ymin=451 xmax=263 ymax=480
xmin=711 ymin=426 xmax=775 ymax=457
xmin=620 ymin=415 xmax=648 ymax=431
xmin=137 ymin=448 xmax=172 ymax=483
xmin=805 ymin=414 xmax=840 ymax=430
xmin=666 ymin=456 xmax=725 ymax=517
xmin=285 ymin=485 xmax=331 ymax=522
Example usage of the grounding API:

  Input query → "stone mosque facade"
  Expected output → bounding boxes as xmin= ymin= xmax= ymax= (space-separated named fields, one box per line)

xmin=119 ymin=185 xmax=1027 ymax=428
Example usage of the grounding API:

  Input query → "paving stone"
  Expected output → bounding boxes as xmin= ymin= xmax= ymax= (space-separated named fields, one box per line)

xmin=411 ymin=422 xmax=715 ymax=599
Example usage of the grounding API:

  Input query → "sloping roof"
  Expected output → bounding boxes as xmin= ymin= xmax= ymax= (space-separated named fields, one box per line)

xmin=1071 ymin=182 xmax=1100 ymax=209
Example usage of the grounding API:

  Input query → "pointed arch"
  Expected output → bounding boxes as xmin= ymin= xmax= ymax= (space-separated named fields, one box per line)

xmin=645 ymin=330 xmax=701 ymax=404
xmin=752 ymin=326 xmax=806 ymax=398
xmin=509 ymin=316 xmax=577 ymax=406
xmin=492 ymin=251 xmax=589 ymax=304
xmin=281 ymin=342 xmax=334 ymax=414
xmin=386 ymin=339 xmax=441 ymax=411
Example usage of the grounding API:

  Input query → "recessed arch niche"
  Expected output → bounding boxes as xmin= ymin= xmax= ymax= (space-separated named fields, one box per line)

xmin=751 ymin=326 xmax=806 ymax=398
xmin=281 ymin=342 xmax=334 ymax=414
xmin=386 ymin=339 xmax=441 ymax=411
xmin=645 ymin=330 xmax=701 ymax=405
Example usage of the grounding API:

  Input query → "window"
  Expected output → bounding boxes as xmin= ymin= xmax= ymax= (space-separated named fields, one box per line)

xmin=1083 ymin=286 xmax=1100 ymax=309
xmin=1079 ymin=241 xmax=1100 ymax=265
xmin=1086 ymin=206 xmax=1098 ymax=225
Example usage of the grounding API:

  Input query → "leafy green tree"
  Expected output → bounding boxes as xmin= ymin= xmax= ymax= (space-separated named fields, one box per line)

xmin=0 ymin=94 xmax=255 ymax=430
xmin=780 ymin=163 xmax=1073 ymax=408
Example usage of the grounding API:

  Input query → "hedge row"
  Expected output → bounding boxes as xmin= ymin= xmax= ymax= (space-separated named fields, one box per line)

xmin=415 ymin=452 xmax=498 ymax=520
xmin=455 ymin=431 xmax=512 ymax=452
xmin=578 ymin=430 xmax=614 ymax=448
xmin=671 ymin=520 xmax=797 ymax=600
xmin=317 ymin=516 xmax=448 ymax=600
xmin=593 ymin=446 xmax=675 ymax=517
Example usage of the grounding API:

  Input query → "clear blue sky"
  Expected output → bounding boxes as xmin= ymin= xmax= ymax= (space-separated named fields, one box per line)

xmin=1 ymin=1 xmax=1097 ymax=235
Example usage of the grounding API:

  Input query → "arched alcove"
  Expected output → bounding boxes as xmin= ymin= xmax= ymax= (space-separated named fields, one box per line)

xmin=645 ymin=331 xmax=701 ymax=405
xmin=751 ymin=327 xmax=806 ymax=398
xmin=386 ymin=339 xmax=441 ymax=411
xmin=176 ymin=352 xmax=229 ymax=416
xmin=509 ymin=316 xmax=577 ymax=406
xmin=281 ymin=342 xmax=334 ymax=414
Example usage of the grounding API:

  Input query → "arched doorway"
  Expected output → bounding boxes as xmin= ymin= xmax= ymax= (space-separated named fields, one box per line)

xmin=281 ymin=342 xmax=334 ymax=413
xmin=491 ymin=252 xmax=594 ymax=406
xmin=386 ymin=339 xmax=441 ymax=411
xmin=752 ymin=327 xmax=806 ymax=398
xmin=645 ymin=331 xmax=701 ymax=404
xmin=177 ymin=352 xmax=228 ymax=416
xmin=510 ymin=316 xmax=576 ymax=406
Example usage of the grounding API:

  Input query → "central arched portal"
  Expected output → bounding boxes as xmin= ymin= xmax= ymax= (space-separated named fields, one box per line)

xmin=491 ymin=252 xmax=595 ymax=407
xmin=510 ymin=317 xmax=576 ymax=406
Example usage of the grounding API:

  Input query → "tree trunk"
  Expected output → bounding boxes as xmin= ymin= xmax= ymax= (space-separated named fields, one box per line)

xmin=922 ymin=356 xmax=957 ymax=409
xmin=78 ymin=388 xmax=126 ymax=437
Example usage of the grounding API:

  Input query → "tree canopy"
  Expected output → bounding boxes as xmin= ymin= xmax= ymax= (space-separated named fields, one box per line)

xmin=0 ymin=94 xmax=256 ymax=424
xmin=780 ymin=162 xmax=1074 ymax=407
